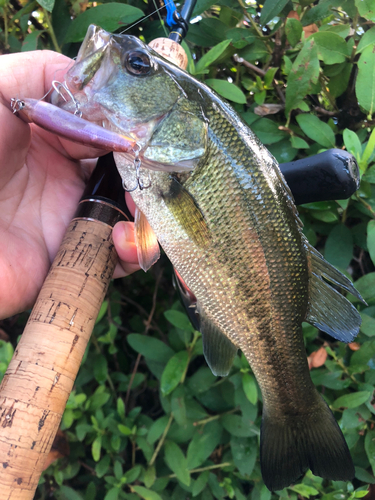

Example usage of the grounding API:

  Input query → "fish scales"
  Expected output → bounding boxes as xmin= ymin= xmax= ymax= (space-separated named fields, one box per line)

xmin=52 ymin=26 xmax=365 ymax=490
xmin=185 ymin=106 xmax=314 ymax=413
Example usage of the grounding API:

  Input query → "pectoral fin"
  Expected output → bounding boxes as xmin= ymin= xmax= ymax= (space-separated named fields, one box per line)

xmin=163 ymin=177 xmax=211 ymax=249
xmin=134 ymin=208 xmax=160 ymax=272
xmin=305 ymin=241 xmax=366 ymax=343
xmin=198 ymin=302 xmax=238 ymax=377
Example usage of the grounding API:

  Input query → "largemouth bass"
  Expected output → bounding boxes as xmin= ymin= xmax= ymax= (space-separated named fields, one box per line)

xmin=52 ymin=26 xmax=364 ymax=491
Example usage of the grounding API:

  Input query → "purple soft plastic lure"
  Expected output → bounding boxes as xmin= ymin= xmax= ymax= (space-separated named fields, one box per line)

xmin=11 ymin=98 xmax=135 ymax=152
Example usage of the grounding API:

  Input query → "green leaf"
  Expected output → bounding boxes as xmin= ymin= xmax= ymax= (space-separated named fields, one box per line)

xmin=251 ymin=118 xmax=287 ymax=145
xmin=195 ymin=40 xmax=231 ymax=74
xmin=302 ymin=2 xmax=332 ymax=25
xmin=94 ymin=355 xmax=108 ymax=384
xmin=365 ymin=430 xmax=375 ymax=476
xmin=333 ymin=391 xmax=371 ymax=409
xmin=343 ymin=128 xmax=362 ymax=160
xmin=21 ymin=30 xmax=44 ymax=52
xmin=367 ymin=220 xmax=375 ymax=267
xmin=242 ymin=372 xmax=258 ymax=405
xmin=36 ymin=0 xmax=54 ymax=12
xmin=320 ymin=24 xmax=351 ymax=39
xmin=147 ymin=416 xmax=169 ymax=444
xmin=225 ymin=28 xmax=256 ymax=49
xmin=360 ymin=312 xmax=375 ymax=337
xmin=118 ymin=424 xmax=132 ymax=435
xmin=104 ymin=488 xmax=119 ymax=500
xmin=88 ymin=390 xmax=110 ymax=411
xmin=187 ymin=420 xmax=222 ymax=469
xmin=164 ymin=310 xmax=195 ymax=332
xmin=240 ymin=39 xmax=269 ymax=62
xmin=357 ymin=26 xmax=375 ymax=54
xmin=117 ymin=397 xmax=125 ymax=419
xmin=311 ymin=32 xmax=349 ymax=64
xmin=285 ymin=18 xmax=302 ymax=48
xmin=324 ymin=224 xmax=353 ymax=269
xmin=127 ymin=334 xmax=174 ymax=363
xmin=291 ymin=484 xmax=320 ymax=498
xmin=132 ymin=486 xmax=163 ymax=500
xmin=296 ymin=114 xmax=336 ymax=148
xmin=350 ymin=340 xmax=375 ymax=369
xmin=354 ymin=273 xmax=375 ymax=301
xmin=268 ymin=139 xmax=298 ymax=163
xmin=356 ymin=45 xmax=375 ymax=115
xmin=355 ymin=0 xmax=375 ymax=21
xmin=355 ymin=466 xmax=375 ymax=484
xmin=221 ymin=414 xmax=258 ymax=437
xmin=264 ymin=67 xmax=278 ymax=88
xmin=362 ymin=128 xmax=375 ymax=167
xmin=260 ymin=0 xmax=290 ymax=25
xmin=125 ymin=465 xmax=142 ymax=484
xmin=230 ymin=437 xmax=257 ymax=476
xmin=164 ymin=441 xmax=191 ymax=486
xmin=160 ymin=351 xmax=189 ymax=396
xmin=95 ymin=455 xmax=110 ymax=478
xmin=192 ymin=471 xmax=210 ymax=497
xmin=291 ymin=136 xmax=310 ymax=149
xmin=205 ymin=79 xmax=247 ymax=104
xmin=56 ymin=486 xmax=84 ymax=500
xmin=92 ymin=436 xmax=102 ymax=462
xmin=65 ymin=3 xmax=144 ymax=43
xmin=285 ymin=40 xmax=320 ymax=115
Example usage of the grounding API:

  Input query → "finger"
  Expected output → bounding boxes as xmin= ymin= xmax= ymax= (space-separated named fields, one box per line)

xmin=112 ymin=221 xmax=140 ymax=278
xmin=2 ymin=51 xmax=107 ymax=162
xmin=0 ymin=101 xmax=30 ymax=188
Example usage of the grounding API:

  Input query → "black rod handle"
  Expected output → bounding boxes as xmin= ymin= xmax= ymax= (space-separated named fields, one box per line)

xmin=279 ymin=149 xmax=360 ymax=205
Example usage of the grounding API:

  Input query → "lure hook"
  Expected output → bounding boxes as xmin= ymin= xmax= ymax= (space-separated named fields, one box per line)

xmin=123 ymin=144 xmax=152 ymax=192
xmin=52 ymin=81 xmax=82 ymax=118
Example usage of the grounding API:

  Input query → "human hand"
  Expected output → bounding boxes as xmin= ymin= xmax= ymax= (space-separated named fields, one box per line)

xmin=0 ymin=50 xmax=139 ymax=319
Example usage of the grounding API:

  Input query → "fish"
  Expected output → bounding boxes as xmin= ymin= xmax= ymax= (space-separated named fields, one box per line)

xmin=50 ymin=25 xmax=365 ymax=491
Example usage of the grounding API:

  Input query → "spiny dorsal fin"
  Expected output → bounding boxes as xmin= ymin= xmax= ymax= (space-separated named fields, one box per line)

xmin=305 ymin=240 xmax=365 ymax=343
xmin=163 ymin=177 xmax=211 ymax=249
xmin=134 ymin=208 xmax=160 ymax=272
xmin=197 ymin=302 xmax=238 ymax=377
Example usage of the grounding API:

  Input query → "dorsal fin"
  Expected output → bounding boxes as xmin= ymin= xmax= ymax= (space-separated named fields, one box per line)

xmin=134 ymin=208 xmax=160 ymax=272
xmin=305 ymin=240 xmax=365 ymax=343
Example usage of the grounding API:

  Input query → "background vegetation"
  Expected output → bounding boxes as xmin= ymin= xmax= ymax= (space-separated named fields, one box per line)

xmin=1 ymin=0 xmax=375 ymax=498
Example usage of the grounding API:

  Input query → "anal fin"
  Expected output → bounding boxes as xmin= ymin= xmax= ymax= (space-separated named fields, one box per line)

xmin=198 ymin=303 xmax=238 ymax=377
xmin=134 ymin=208 xmax=160 ymax=272
xmin=305 ymin=240 xmax=365 ymax=343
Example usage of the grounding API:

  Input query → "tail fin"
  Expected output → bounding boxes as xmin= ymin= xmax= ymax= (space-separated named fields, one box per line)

xmin=260 ymin=396 xmax=354 ymax=491
xmin=305 ymin=241 xmax=366 ymax=343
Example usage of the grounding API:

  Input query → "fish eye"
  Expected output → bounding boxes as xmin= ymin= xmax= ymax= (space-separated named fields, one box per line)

xmin=124 ymin=51 xmax=151 ymax=76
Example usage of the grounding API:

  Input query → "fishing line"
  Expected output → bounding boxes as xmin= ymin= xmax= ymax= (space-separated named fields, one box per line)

xmin=119 ymin=0 xmax=177 ymax=35
xmin=151 ymin=0 xmax=169 ymax=38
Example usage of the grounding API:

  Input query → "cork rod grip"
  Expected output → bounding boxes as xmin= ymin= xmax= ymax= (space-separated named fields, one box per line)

xmin=0 ymin=217 xmax=118 ymax=499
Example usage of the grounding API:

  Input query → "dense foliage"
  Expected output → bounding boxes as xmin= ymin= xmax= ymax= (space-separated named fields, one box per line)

xmin=1 ymin=0 xmax=375 ymax=498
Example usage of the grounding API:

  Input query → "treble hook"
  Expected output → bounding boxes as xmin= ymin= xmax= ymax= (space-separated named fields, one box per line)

xmin=52 ymin=81 xmax=82 ymax=118
xmin=123 ymin=144 xmax=152 ymax=192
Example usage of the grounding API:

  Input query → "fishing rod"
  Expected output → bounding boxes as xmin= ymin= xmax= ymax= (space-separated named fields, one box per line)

xmin=0 ymin=1 xmax=360 ymax=497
